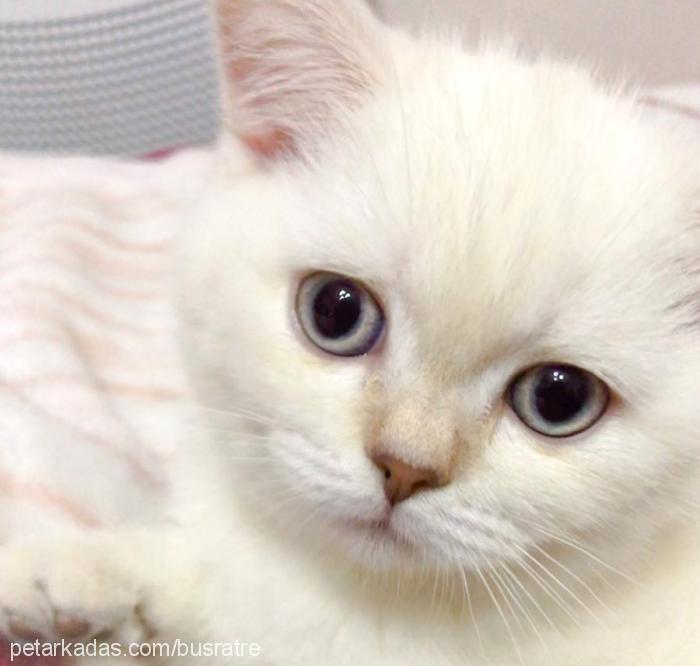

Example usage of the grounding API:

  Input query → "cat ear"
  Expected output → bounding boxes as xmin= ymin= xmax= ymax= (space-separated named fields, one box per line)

xmin=213 ymin=0 xmax=387 ymax=160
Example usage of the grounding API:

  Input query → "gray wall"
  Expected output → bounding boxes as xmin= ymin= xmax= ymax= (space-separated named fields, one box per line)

xmin=376 ymin=0 xmax=700 ymax=85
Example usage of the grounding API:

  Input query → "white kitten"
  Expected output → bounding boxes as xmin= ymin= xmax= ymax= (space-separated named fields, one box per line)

xmin=1 ymin=1 xmax=700 ymax=665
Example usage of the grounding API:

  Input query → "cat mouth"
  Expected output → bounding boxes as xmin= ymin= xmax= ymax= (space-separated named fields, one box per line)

xmin=341 ymin=515 xmax=405 ymax=545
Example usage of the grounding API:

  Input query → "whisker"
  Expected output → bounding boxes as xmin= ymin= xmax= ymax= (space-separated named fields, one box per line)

xmin=477 ymin=567 xmax=525 ymax=666
xmin=515 ymin=543 xmax=606 ymax=631
xmin=458 ymin=567 xmax=487 ymax=661
xmin=488 ymin=563 xmax=525 ymax=632
xmin=498 ymin=561 xmax=555 ymax=656
xmin=217 ymin=455 xmax=277 ymax=463
xmin=530 ymin=542 xmax=617 ymax=619
xmin=529 ymin=524 xmax=638 ymax=586
xmin=181 ymin=400 xmax=278 ymax=426
xmin=512 ymin=547 xmax=583 ymax=630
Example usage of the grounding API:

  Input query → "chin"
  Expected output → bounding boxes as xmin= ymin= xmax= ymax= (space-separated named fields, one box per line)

xmin=318 ymin=513 xmax=423 ymax=573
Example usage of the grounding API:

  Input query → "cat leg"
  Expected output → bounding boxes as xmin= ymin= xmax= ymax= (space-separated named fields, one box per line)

xmin=0 ymin=530 xmax=200 ymax=657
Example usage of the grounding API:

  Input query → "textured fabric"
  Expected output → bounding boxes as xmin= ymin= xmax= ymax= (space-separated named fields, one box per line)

xmin=0 ymin=0 xmax=219 ymax=156
xmin=0 ymin=147 xmax=212 ymax=541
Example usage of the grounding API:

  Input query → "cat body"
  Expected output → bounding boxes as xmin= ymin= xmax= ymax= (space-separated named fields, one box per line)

xmin=1 ymin=1 xmax=700 ymax=665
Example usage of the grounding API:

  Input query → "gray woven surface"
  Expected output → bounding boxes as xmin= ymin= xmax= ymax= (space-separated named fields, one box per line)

xmin=0 ymin=0 xmax=219 ymax=156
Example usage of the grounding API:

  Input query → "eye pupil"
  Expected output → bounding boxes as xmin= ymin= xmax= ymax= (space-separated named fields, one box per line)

xmin=313 ymin=281 xmax=362 ymax=339
xmin=534 ymin=366 xmax=589 ymax=423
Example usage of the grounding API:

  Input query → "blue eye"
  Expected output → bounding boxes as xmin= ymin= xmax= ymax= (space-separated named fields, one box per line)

xmin=508 ymin=364 xmax=610 ymax=437
xmin=296 ymin=272 xmax=384 ymax=356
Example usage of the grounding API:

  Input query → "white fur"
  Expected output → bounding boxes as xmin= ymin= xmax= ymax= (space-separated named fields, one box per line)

xmin=1 ymin=1 xmax=700 ymax=664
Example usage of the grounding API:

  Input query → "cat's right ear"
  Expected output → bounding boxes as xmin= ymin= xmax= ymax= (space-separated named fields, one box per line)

xmin=212 ymin=0 xmax=388 ymax=161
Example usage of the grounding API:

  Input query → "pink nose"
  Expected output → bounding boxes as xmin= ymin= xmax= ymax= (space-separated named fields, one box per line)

xmin=371 ymin=453 xmax=440 ymax=505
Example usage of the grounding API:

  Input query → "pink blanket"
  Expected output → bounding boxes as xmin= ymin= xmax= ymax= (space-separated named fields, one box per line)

xmin=0 ymin=149 xmax=211 ymax=540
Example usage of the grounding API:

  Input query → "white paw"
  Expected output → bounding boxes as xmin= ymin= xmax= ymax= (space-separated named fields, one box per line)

xmin=0 ymin=539 xmax=154 ymax=646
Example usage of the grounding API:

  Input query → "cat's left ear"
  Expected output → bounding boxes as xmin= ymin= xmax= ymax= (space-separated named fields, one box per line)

xmin=213 ymin=0 xmax=389 ymax=160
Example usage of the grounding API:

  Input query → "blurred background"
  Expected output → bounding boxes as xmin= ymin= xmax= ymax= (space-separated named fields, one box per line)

xmin=0 ymin=0 xmax=698 ymax=155
xmin=379 ymin=0 xmax=700 ymax=84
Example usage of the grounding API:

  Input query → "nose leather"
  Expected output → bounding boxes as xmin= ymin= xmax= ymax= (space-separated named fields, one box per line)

xmin=371 ymin=453 xmax=441 ymax=505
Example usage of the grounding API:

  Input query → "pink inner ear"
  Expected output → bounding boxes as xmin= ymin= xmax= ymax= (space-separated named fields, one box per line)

xmin=221 ymin=48 xmax=297 ymax=159
xmin=241 ymin=128 xmax=295 ymax=159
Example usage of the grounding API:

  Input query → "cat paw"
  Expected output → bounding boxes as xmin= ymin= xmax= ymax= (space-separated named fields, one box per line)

xmin=0 ymin=540 xmax=155 ymax=646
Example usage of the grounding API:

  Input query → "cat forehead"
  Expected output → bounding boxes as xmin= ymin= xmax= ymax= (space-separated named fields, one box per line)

xmin=293 ymin=56 xmax=689 ymax=366
xmin=304 ymin=55 xmax=670 ymax=253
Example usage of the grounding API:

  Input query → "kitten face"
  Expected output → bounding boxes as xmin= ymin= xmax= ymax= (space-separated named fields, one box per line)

xmin=180 ymin=0 xmax=700 ymax=576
